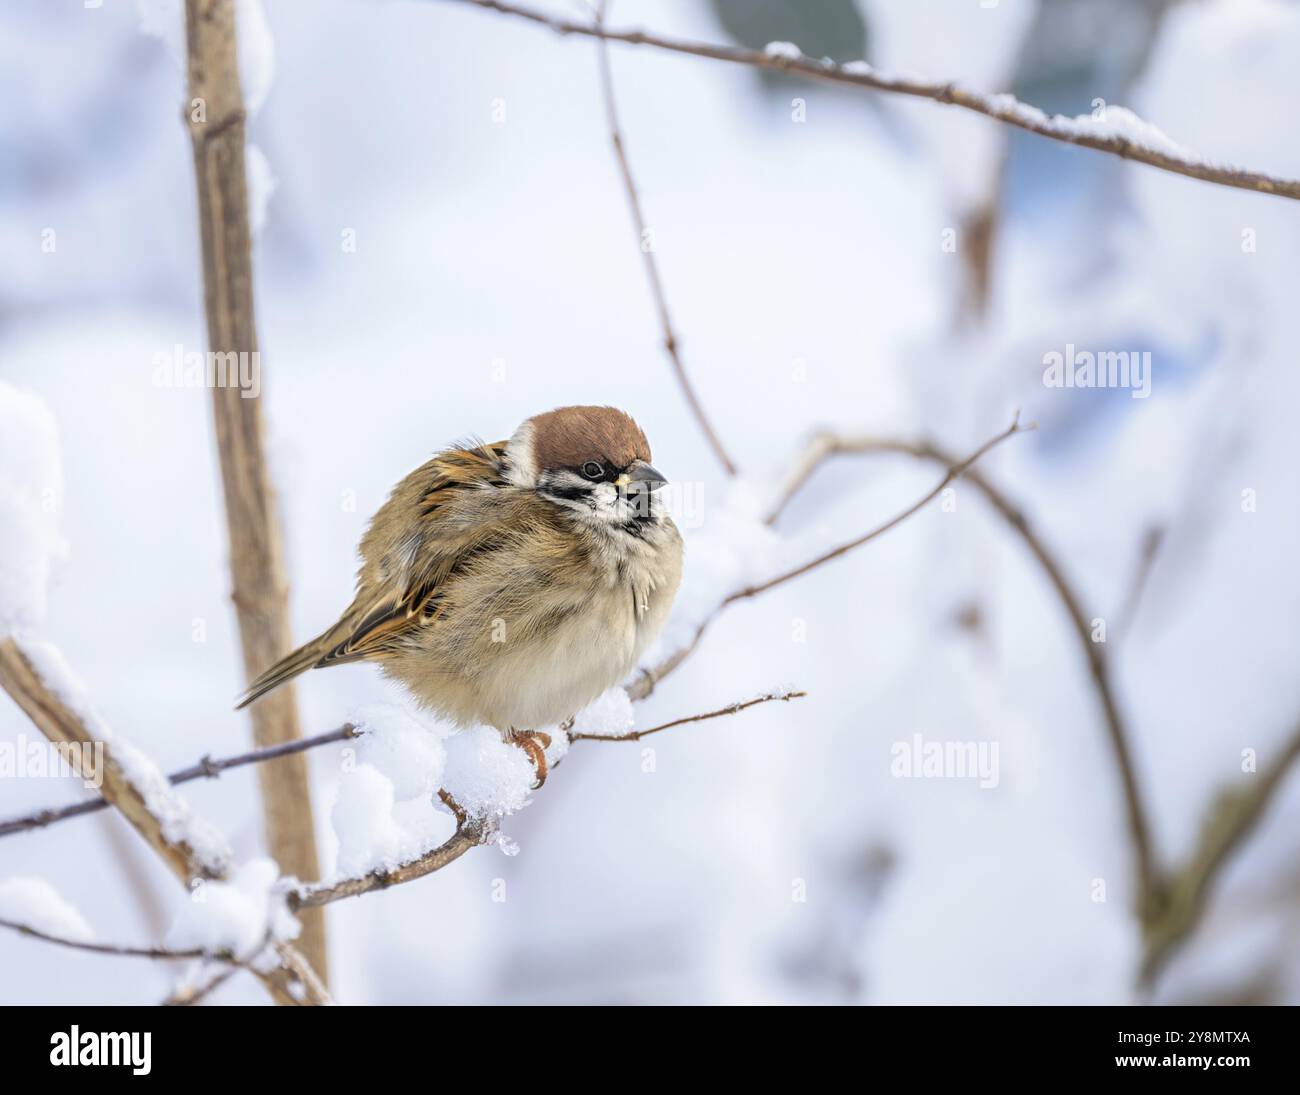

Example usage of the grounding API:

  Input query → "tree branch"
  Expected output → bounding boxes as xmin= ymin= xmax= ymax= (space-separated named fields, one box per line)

xmin=570 ymin=688 xmax=805 ymax=741
xmin=765 ymin=430 xmax=1164 ymax=923
xmin=437 ymin=0 xmax=1300 ymax=203
xmin=289 ymin=688 xmax=806 ymax=909
xmin=592 ymin=0 xmax=736 ymax=476
xmin=628 ymin=416 xmax=1032 ymax=703
xmin=0 ymin=917 xmax=212 ymax=961
xmin=1141 ymin=717 xmax=1300 ymax=984
xmin=183 ymin=0 xmax=328 ymax=982
xmin=0 ymin=725 xmax=358 ymax=839
xmin=0 ymin=636 xmax=331 ymax=1006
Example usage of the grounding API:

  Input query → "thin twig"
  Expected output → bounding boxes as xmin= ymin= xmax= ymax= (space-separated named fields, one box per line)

xmin=439 ymin=0 xmax=1300 ymax=203
xmin=733 ymin=415 xmax=1031 ymax=603
xmin=629 ymin=417 xmax=1031 ymax=703
xmin=765 ymin=430 xmax=1163 ymax=923
xmin=0 ymin=725 xmax=359 ymax=839
xmin=0 ymin=917 xmax=214 ymax=961
xmin=163 ymin=964 xmax=242 ymax=1007
xmin=592 ymin=0 xmax=735 ymax=475
xmin=1117 ymin=524 xmax=1165 ymax=641
xmin=289 ymin=817 xmax=490 ymax=910
xmin=569 ymin=689 xmax=806 ymax=741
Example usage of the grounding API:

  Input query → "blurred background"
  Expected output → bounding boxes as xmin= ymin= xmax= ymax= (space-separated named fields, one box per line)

xmin=2 ymin=0 xmax=1299 ymax=1004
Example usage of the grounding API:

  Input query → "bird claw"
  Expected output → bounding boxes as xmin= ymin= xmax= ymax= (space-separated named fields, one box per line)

xmin=508 ymin=730 xmax=553 ymax=789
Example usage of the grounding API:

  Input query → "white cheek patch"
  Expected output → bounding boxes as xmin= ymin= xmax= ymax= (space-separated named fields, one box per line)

xmin=503 ymin=422 xmax=538 ymax=489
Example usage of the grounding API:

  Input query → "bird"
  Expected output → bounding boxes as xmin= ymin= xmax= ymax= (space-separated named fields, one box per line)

xmin=237 ymin=405 xmax=683 ymax=785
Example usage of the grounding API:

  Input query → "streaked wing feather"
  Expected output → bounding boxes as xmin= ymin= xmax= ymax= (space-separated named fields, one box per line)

xmin=319 ymin=441 xmax=509 ymax=665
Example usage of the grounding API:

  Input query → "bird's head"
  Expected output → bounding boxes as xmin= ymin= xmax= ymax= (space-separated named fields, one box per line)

xmin=505 ymin=405 xmax=668 ymax=527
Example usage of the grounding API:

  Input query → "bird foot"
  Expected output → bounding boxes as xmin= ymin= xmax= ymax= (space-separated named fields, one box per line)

xmin=507 ymin=729 xmax=553 ymax=789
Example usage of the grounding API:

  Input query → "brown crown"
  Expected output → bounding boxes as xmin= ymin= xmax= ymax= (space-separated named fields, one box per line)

xmin=529 ymin=405 xmax=652 ymax=471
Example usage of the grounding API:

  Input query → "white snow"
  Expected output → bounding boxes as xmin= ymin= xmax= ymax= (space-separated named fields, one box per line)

xmin=235 ymin=0 xmax=275 ymax=117
xmin=570 ymin=687 xmax=634 ymax=739
xmin=763 ymin=41 xmax=803 ymax=61
xmin=17 ymin=638 xmax=233 ymax=877
xmin=0 ymin=381 xmax=67 ymax=635
xmin=114 ymin=741 xmax=234 ymax=877
xmin=0 ymin=877 xmax=94 ymax=943
xmin=984 ymin=94 xmax=1194 ymax=162
xmin=329 ymin=705 xmax=454 ymax=875
xmin=164 ymin=858 xmax=298 ymax=957
xmin=330 ymin=763 xmax=455 ymax=876
xmin=245 ymin=144 xmax=277 ymax=238
xmin=16 ymin=639 xmax=112 ymax=739
xmin=440 ymin=725 xmax=536 ymax=819
xmin=137 ymin=0 xmax=275 ymax=118
xmin=352 ymin=703 xmax=447 ymax=800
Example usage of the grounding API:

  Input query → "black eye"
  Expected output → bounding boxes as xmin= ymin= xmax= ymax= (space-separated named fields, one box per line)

xmin=581 ymin=461 xmax=604 ymax=480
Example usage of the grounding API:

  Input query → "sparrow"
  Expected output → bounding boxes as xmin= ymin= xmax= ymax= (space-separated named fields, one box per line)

xmin=237 ymin=405 xmax=683 ymax=784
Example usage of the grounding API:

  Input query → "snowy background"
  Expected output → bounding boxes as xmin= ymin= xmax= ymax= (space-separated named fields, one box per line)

xmin=2 ymin=0 xmax=1299 ymax=1004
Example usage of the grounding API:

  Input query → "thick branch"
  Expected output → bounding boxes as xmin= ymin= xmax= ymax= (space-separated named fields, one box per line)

xmin=593 ymin=1 xmax=735 ymax=476
xmin=184 ymin=0 xmax=327 ymax=981
xmin=440 ymin=0 xmax=1300 ymax=203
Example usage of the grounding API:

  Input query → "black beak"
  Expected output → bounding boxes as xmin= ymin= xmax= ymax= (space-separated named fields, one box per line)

xmin=622 ymin=460 xmax=668 ymax=493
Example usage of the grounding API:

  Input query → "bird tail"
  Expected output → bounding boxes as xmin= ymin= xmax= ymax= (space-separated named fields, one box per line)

xmin=236 ymin=635 xmax=328 ymax=710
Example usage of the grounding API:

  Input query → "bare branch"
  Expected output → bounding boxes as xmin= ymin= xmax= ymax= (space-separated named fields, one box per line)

xmin=440 ymin=0 xmax=1300 ymax=203
xmin=629 ymin=417 xmax=1032 ymax=703
xmin=163 ymin=964 xmax=242 ymax=1007
xmin=0 ymin=637 xmax=331 ymax=1006
xmin=592 ymin=1 xmax=735 ymax=475
xmin=183 ymin=0 xmax=328 ymax=980
xmin=570 ymin=688 xmax=806 ymax=741
xmin=1142 ymin=718 xmax=1300 ymax=983
xmin=289 ymin=688 xmax=804 ymax=909
xmin=765 ymin=430 xmax=1163 ymax=923
xmin=0 ymin=916 xmax=213 ymax=961
xmin=289 ymin=815 xmax=489 ymax=911
xmin=1117 ymin=524 xmax=1165 ymax=641
xmin=0 ymin=725 xmax=358 ymax=839
xmin=736 ymin=416 xmax=1032 ymax=604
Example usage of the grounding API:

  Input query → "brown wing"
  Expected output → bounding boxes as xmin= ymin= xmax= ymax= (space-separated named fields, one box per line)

xmin=236 ymin=440 xmax=510 ymax=709
xmin=319 ymin=440 xmax=511 ymax=662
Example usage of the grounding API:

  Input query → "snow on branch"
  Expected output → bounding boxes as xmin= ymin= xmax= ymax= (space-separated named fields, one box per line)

xmin=291 ymin=688 xmax=807 ymax=909
xmin=442 ymin=0 xmax=1300 ymax=203
xmin=0 ymin=636 xmax=331 ymax=1006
